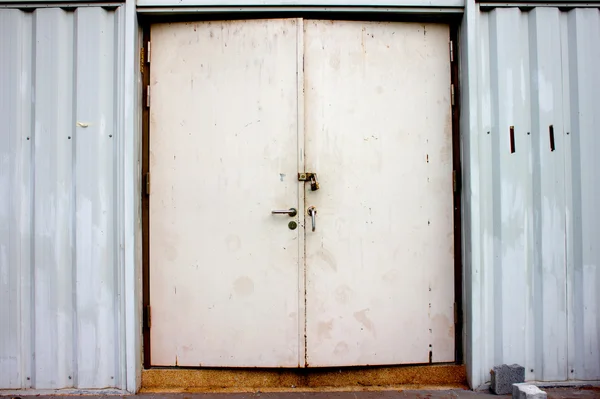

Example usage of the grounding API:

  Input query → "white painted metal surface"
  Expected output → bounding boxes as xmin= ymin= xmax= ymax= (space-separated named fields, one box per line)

xmin=121 ymin=0 xmax=143 ymax=392
xmin=149 ymin=19 xmax=454 ymax=368
xmin=0 ymin=6 xmax=127 ymax=390
xmin=461 ymin=5 xmax=600 ymax=388
xmin=136 ymin=6 xmax=464 ymax=14
xmin=136 ymin=0 xmax=465 ymax=9
xmin=149 ymin=19 xmax=302 ymax=367
xmin=303 ymin=20 xmax=454 ymax=367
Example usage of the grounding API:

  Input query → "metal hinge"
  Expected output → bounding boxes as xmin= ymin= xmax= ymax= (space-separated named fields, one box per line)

xmin=144 ymin=305 xmax=152 ymax=329
xmin=453 ymin=170 xmax=458 ymax=193
xmin=146 ymin=85 xmax=150 ymax=108
xmin=451 ymin=84 xmax=455 ymax=106
xmin=453 ymin=302 xmax=457 ymax=324
xmin=450 ymin=40 xmax=454 ymax=62
xmin=147 ymin=41 xmax=151 ymax=63
xmin=145 ymin=172 xmax=151 ymax=196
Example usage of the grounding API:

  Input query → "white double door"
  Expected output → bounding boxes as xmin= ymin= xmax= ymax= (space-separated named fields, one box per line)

xmin=149 ymin=18 xmax=455 ymax=367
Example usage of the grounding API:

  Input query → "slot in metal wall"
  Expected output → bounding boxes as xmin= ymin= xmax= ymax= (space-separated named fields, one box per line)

xmin=0 ymin=6 xmax=126 ymax=389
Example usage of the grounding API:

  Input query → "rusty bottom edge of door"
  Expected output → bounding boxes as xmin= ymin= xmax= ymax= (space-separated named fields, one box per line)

xmin=141 ymin=364 xmax=467 ymax=391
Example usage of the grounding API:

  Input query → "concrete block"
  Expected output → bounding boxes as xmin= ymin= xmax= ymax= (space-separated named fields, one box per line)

xmin=512 ymin=383 xmax=547 ymax=399
xmin=490 ymin=364 xmax=525 ymax=395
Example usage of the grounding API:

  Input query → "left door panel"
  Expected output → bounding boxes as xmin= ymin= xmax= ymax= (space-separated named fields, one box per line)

xmin=149 ymin=19 xmax=301 ymax=367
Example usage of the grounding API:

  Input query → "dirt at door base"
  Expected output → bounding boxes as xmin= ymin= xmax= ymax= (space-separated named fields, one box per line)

xmin=140 ymin=365 xmax=467 ymax=392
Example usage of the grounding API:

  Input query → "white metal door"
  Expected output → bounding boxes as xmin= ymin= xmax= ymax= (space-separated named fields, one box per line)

xmin=149 ymin=18 xmax=455 ymax=368
xmin=303 ymin=20 xmax=455 ymax=366
xmin=149 ymin=19 xmax=303 ymax=367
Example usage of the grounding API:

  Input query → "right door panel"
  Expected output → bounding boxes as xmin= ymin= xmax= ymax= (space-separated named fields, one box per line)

xmin=304 ymin=20 xmax=455 ymax=366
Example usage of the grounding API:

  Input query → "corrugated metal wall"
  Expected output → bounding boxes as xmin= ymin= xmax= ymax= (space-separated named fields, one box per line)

xmin=0 ymin=6 xmax=126 ymax=389
xmin=468 ymin=6 xmax=600 ymax=385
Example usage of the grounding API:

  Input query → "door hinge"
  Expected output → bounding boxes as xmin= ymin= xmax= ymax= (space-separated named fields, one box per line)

xmin=147 ymin=41 xmax=151 ymax=64
xmin=145 ymin=172 xmax=151 ymax=196
xmin=450 ymin=40 xmax=454 ymax=62
xmin=146 ymin=85 xmax=150 ymax=108
xmin=453 ymin=302 xmax=457 ymax=324
xmin=144 ymin=305 xmax=152 ymax=329
xmin=453 ymin=170 xmax=459 ymax=193
xmin=451 ymin=84 xmax=455 ymax=107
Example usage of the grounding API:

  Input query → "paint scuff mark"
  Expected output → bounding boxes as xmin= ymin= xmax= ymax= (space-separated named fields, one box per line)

xmin=236 ymin=120 xmax=262 ymax=136
xmin=279 ymin=173 xmax=286 ymax=182
xmin=245 ymin=120 xmax=260 ymax=128
xmin=353 ymin=308 xmax=376 ymax=336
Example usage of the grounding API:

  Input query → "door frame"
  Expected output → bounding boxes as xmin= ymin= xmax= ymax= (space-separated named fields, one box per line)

xmin=140 ymin=13 xmax=463 ymax=369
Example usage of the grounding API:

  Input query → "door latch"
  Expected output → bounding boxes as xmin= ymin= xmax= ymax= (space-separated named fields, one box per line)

xmin=298 ymin=172 xmax=319 ymax=191
xmin=307 ymin=206 xmax=317 ymax=232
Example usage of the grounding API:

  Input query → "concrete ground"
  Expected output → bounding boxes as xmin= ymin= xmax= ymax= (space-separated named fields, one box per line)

xmin=3 ymin=387 xmax=600 ymax=399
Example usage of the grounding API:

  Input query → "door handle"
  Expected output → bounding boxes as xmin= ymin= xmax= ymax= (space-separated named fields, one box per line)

xmin=307 ymin=206 xmax=317 ymax=232
xmin=271 ymin=208 xmax=297 ymax=217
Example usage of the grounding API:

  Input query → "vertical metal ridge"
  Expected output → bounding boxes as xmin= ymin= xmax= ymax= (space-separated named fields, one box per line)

xmin=558 ymin=8 xmax=571 ymax=381
xmin=73 ymin=6 xmax=119 ymax=388
xmin=487 ymin=8 xmax=504 ymax=365
xmin=70 ymin=7 xmax=79 ymax=389
xmin=566 ymin=9 xmax=584 ymax=382
xmin=28 ymin=9 xmax=38 ymax=389
xmin=104 ymin=6 xmax=120 ymax=388
xmin=527 ymin=9 xmax=543 ymax=382
xmin=9 ymin=8 xmax=35 ymax=389
xmin=112 ymin=5 xmax=125 ymax=389
xmin=0 ymin=8 xmax=19 ymax=389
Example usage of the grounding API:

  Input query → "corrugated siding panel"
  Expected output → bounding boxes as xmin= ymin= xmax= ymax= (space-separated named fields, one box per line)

xmin=0 ymin=6 xmax=124 ymax=389
xmin=475 ymin=7 xmax=600 ymax=384
xmin=0 ymin=9 xmax=34 ymax=389
xmin=564 ymin=8 xmax=600 ymax=382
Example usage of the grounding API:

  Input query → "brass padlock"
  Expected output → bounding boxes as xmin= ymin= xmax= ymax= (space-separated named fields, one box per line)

xmin=298 ymin=172 xmax=319 ymax=191
xmin=309 ymin=174 xmax=319 ymax=191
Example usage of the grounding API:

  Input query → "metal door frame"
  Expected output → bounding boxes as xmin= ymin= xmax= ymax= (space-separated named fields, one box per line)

xmin=140 ymin=12 xmax=463 ymax=370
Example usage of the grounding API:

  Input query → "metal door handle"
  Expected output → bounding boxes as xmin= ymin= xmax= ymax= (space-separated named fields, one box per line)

xmin=307 ymin=206 xmax=317 ymax=232
xmin=271 ymin=208 xmax=297 ymax=217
